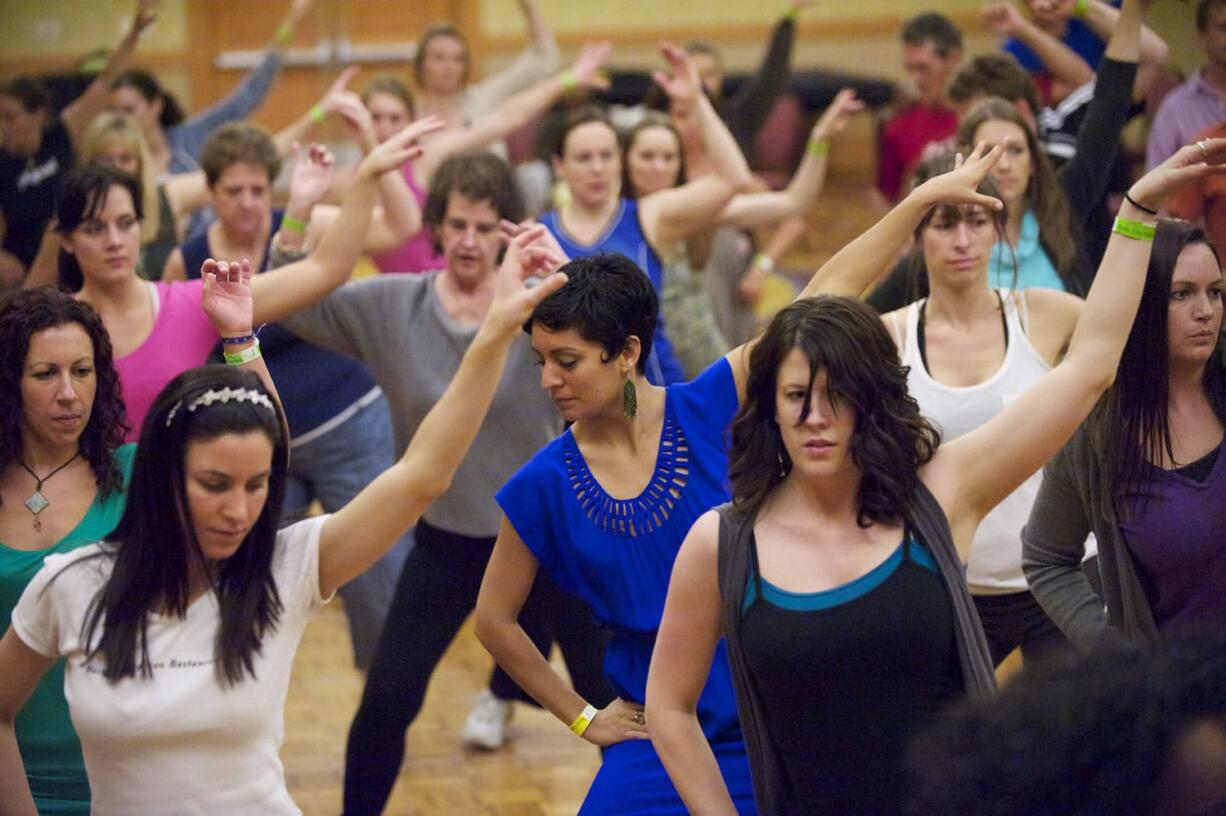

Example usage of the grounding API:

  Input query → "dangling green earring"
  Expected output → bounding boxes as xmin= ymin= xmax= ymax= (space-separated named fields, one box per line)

xmin=622 ymin=378 xmax=637 ymax=420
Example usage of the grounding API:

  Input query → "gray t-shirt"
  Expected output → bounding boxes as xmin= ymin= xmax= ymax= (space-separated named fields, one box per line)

xmin=281 ymin=272 xmax=561 ymax=537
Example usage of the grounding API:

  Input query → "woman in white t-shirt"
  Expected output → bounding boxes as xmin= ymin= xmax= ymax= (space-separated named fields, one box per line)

xmin=0 ymin=228 xmax=568 ymax=815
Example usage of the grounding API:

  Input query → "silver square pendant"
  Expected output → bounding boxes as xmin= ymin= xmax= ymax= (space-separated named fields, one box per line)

xmin=25 ymin=491 xmax=49 ymax=515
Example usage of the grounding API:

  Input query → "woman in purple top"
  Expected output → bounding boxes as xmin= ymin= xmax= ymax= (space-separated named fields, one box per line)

xmin=1023 ymin=218 xmax=1226 ymax=648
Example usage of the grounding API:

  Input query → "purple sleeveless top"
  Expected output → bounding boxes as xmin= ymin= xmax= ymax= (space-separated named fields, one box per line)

xmin=372 ymin=161 xmax=445 ymax=274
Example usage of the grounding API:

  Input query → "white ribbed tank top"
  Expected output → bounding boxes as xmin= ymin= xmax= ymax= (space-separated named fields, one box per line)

xmin=898 ymin=290 xmax=1091 ymax=592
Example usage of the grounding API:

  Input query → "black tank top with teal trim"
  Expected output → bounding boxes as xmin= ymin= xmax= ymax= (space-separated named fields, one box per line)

xmin=739 ymin=531 xmax=964 ymax=815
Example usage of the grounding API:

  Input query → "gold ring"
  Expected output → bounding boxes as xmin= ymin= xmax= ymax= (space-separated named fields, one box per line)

xmin=632 ymin=711 xmax=645 ymax=725
xmin=1199 ymin=140 xmax=1211 ymax=162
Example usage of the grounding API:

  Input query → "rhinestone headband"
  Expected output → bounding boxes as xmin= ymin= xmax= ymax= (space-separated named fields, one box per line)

xmin=165 ymin=387 xmax=276 ymax=427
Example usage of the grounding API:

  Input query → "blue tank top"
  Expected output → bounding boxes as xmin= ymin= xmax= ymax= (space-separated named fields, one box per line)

xmin=541 ymin=201 xmax=686 ymax=385
xmin=179 ymin=210 xmax=378 ymax=438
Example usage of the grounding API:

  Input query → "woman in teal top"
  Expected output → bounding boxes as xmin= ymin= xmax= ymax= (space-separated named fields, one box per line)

xmin=0 ymin=287 xmax=211 ymax=812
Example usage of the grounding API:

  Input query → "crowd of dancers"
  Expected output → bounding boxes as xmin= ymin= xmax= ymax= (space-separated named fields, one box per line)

xmin=1 ymin=0 xmax=1225 ymax=813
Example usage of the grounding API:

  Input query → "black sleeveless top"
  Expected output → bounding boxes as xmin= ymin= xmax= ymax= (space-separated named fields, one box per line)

xmin=739 ymin=531 xmax=965 ymax=815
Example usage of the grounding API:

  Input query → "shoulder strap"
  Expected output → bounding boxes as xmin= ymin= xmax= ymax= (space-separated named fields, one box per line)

xmin=907 ymin=483 xmax=997 ymax=696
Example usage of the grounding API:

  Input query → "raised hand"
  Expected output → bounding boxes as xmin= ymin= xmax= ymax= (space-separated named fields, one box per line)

xmin=133 ymin=0 xmax=161 ymax=35
xmin=913 ymin=140 xmax=1007 ymax=212
xmin=326 ymin=88 xmax=378 ymax=151
xmin=652 ymin=41 xmax=702 ymax=109
xmin=201 ymin=258 xmax=255 ymax=338
xmin=811 ymin=88 xmax=865 ymax=143
xmin=1128 ymin=137 xmax=1226 ymax=212
xmin=980 ymin=1 xmax=1025 ymax=36
xmin=286 ymin=143 xmax=336 ymax=212
xmin=569 ymin=41 xmax=613 ymax=91
xmin=482 ymin=226 xmax=569 ymax=340
xmin=499 ymin=219 xmax=571 ymax=264
xmin=580 ymin=698 xmax=650 ymax=747
xmin=356 ymin=116 xmax=445 ymax=178
xmin=287 ymin=0 xmax=320 ymax=28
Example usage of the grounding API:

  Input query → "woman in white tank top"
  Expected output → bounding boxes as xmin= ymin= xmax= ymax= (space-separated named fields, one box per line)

xmin=878 ymin=150 xmax=1091 ymax=666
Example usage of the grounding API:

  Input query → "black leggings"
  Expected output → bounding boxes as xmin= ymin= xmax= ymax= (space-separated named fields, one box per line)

xmin=342 ymin=520 xmax=613 ymax=814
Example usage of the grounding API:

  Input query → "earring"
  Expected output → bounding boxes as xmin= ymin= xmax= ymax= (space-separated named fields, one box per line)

xmin=622 ymin=377 xmax=637 ymax=420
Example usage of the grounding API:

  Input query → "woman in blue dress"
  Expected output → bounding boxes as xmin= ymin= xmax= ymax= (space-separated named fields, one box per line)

xmin=473 ymin=120 xmax=944 ymax=806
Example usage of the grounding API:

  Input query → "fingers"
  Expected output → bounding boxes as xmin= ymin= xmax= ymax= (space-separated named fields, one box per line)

xmin=522 ymin=271 xmax=569 ymax=307
xmin=201 ymin=258 xmax=219 ymax=279
xmin=330 ymin=65 xmax=360 ymax=94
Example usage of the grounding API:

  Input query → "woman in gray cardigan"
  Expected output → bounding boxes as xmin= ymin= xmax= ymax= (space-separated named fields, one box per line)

xmin=1023 ymin=219 xmax=1226 ymax=650
xmin=644 ymin=139 xmax=1226 ymax=816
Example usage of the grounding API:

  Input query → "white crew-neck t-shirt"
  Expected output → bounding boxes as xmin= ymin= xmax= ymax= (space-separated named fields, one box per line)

xmin=12 ymin=515 xmax=331 ymax=816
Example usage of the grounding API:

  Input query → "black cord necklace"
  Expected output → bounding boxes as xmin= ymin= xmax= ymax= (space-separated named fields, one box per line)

xmin=17 ymin=451 xmax=81 ymax=531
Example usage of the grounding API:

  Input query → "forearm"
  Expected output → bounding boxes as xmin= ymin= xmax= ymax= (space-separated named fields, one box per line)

xmin=62 ymin=21 xmax=143 ymax=141
xmin=0 ymin=725 xmax=38 ymax=816
xmin=1012 ymin=18 xmax=1093 ymax=88
xmin=650 ymin=710 xmax=739 ymax=815
xmin=476 ymin=613 xmax=592 ymax=727
xmin=271 ymin=111 xmax=319 ymax=160
xmin=697 ymin=95 xmax=752 ymax=192
xmin=799 ymin=188 xmax=931 ymax=299
xmin=1090 ymin=0 xmax=1163 ymax=65
xmin=306 ymin=169 xmax=377 ymax=280
xmin=1063 ymin=198 xmax=1154 ymax=383
xmin=518 ymin=0 xmax=556 ymax=55
xmin=366 ymin=164 xmax=421 ymax=252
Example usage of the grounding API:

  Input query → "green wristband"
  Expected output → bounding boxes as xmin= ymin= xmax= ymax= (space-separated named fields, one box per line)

xmin=275 ymin=23 xmax=293 ymax=44
xmin=224 ymin=339 xmax=263 ymax=366
xmin=282 ymin=215 xmax=307 ymax=234
xmin=807 ymin=139 xmax=829 ymax=157
xmin=1072 ymin=0 xmax=1089 ymax=18
xmin=1112 ymin=217 xmax=1155 ymax=241
xmin=559 ymin=70 xmax=578 ymax=91
xmin=309 ymin=104 xmax=326 ymax=124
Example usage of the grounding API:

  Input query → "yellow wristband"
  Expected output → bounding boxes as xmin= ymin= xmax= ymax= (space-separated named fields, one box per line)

xmin=309 ymin=104 xmax=326 ymax=124
xmin=282 ymin=215 xmax=307 ymax=234
xmin=275 ymin=23 xmax=293 ymax=44
xmin=807 ymin=139 xmax=829 ymax=157
xmin=569 ymin=704 xmax=597 ymax=737
xmin=1112 ymin=217 xmax=1156 ymax=241
xmin=753 ymin=253 xmax=775 ymax=272
xmin=560 ymin=70 xmax=578 ymax=91
xmin=1072 ymin=0 xmax=1089 ymax=17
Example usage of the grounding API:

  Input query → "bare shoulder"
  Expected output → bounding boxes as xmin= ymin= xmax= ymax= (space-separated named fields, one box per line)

xmin=1018 ymin=288 xmax=1083 ymax=363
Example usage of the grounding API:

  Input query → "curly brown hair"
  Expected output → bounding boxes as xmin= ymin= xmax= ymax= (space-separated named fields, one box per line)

xmin=0 ymin=288 xmax=129 ymax=500
xmin=730 ymin=296 xmax=940 ymax=525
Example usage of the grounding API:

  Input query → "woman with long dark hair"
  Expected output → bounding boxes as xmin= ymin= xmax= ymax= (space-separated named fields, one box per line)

xmin=643 ymin=141 xmax=1225 ymax=814
xmin=0 ymin=229 xmax=568 ymax=813
xmin=0 ymin=289 xmax=130 ymax=814
xmin=473 ymin=141 xmax=1018 ymax=815
xmin=1023 ymin=219 xmax=1225 ymax=647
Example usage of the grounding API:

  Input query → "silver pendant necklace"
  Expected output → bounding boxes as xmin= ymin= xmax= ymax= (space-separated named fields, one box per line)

xmin=17 ymin=451 xmax=81 ymax=531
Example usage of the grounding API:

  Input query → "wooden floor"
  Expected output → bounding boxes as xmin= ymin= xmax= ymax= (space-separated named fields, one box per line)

xmin=280 ymin=179 xmax=898 ymax=814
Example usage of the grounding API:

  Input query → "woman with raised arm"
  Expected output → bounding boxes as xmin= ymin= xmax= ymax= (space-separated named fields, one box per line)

xmin=109 ymin=0 xmax=318 ymax=178
xmin=540 ymin=42 xmax=753 ymax=384
xmin=55 ymin=120 xmax=429 ymax=437
xmin=336 ymin=41 xmax=610 ymax=274
xmin=642 ymin=141 xmax=1226 ymax=814
xmin=411 ymin=0 xmax=559 ymax=136
xmin=1023 ymin=217 xmax=1225 ymax=649
xmin=873 ymin=148 xmax=1087 ymax=666
xmin=0 ymin=0 xmax=158 ymax=286
xmin=620 ymin=89 xmax=862 ymax=376
xmin=0 ymin=230 xmax=568 ymax=815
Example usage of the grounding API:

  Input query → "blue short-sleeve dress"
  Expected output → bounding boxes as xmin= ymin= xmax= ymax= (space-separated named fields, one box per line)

xmin=497 ymin=358 xmax=756 ymax=814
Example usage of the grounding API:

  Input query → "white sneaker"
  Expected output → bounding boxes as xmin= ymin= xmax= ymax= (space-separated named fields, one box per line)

xmin=462 ymin=688 xmax=512 ymax=750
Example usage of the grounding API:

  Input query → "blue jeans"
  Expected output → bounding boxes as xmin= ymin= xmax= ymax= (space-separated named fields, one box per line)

xmin=280 ymin=391 xmax=411 ymax=670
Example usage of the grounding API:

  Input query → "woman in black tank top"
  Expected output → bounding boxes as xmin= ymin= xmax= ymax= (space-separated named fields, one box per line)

xmin=643 ymin=140 xmax=1224 ymax=814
